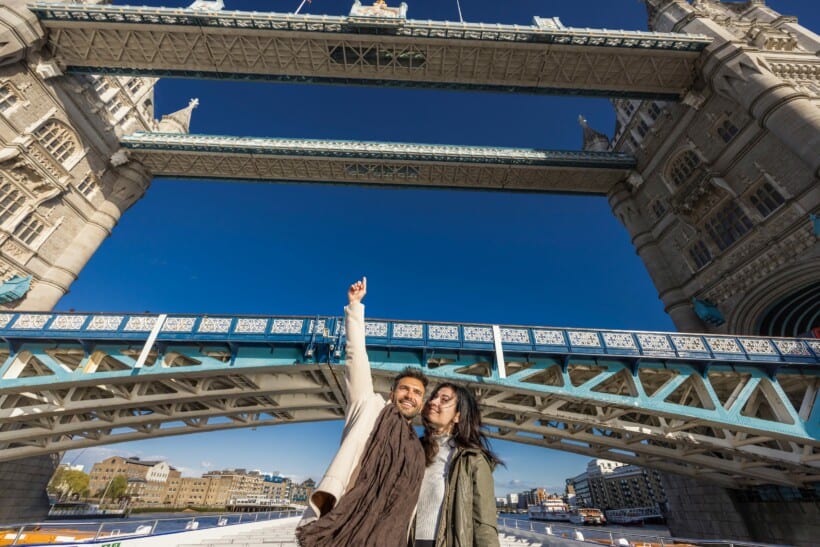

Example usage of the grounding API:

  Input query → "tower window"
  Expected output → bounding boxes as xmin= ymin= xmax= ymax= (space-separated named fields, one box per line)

xmin=77 ymin=175 xmax=98 ymax=198
xmin=688 ymin=240 xmax=712 ymax=270
xmin=716 ymin=119 xmax=739 ymax=143
xmin=0 ymin=182 xmax=24 ymax=226
xmin=127 ymin=78 xmax=144 ymax=95
xmin=668 ymin=150 xmax=701 ymax=186
xmin=651 ymin=199 xmax=666 ymax=219
xmin=647 ymin=102 xmax=662 ymax=121
xmin=749 ymin=182 xmax=785 ymax=218
xmin=705 ymin=201 xmax=753 ymax=251
xmin=636 ymin=120 xmax=649 ymax=138
xmin=14 ymin=215 xmax=44 ymax=246
xmin=33 ymin=120 xmax=78 ymax=163
xmin=0 ymin=85 xmax=18 ymax=112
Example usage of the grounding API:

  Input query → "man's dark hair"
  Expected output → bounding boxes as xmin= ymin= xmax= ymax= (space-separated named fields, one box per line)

xmin=391 ymin=366 xmax=429 ymax=391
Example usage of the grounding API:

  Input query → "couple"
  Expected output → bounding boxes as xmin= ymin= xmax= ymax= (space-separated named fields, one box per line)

xmin=296 ymin=278 xmax=501 ymax=547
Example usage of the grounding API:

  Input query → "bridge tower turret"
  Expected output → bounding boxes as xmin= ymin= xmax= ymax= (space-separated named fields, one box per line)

xmin=0 ymin=0 xmax=172 ymax=523
xmin=610 ymin=0 xmax=820 ymax=336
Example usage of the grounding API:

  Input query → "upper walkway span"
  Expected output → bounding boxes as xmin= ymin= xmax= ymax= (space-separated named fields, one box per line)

xmin=121 ymin=132 xmax=635 ymax=194
xmin=30 ymin=2 xmax=710 ymax=100
xmin=0 ymin=311 xmax=818 ymax=488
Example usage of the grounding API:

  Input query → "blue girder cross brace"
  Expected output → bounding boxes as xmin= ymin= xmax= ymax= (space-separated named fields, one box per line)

xmin=0 ymin=312 xmax=818 ymax=488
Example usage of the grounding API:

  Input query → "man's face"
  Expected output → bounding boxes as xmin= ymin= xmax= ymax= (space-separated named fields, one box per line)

xmin=389 ymin=376 xmax=426 ymax=420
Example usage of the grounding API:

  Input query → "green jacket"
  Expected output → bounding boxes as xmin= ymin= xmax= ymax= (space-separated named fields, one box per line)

xmin=433 ymin=447 xmax=501 ymax=547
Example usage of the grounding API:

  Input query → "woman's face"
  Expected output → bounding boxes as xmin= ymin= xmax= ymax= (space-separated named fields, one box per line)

xmin=424 ymin=386 xmax=460 ymax=433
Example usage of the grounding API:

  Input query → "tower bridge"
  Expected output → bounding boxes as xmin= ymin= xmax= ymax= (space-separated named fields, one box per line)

xmin=0 ymin=311 xmax=818 ymax=488
xmin=0 ymin=0 xmax=818 ymax=541
xmin=121 ymin=132 xmax=635 ymax=193
xmin=30 ymin=2 xmax=710 ymax=100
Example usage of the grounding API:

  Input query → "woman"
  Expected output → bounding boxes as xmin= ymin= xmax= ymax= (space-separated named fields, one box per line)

xmin=414 ymin=382 xmax=503 ymax=547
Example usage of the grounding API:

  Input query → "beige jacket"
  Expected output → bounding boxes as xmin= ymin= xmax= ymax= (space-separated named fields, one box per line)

xmin=298 ymin=301 xmax=387 ymax=526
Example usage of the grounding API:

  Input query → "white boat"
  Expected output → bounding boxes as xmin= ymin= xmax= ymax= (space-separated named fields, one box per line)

xmin=568 ymin=507 xmax=606 ymax=525
xmin=528 ymin=499 xmax=572 ymax=522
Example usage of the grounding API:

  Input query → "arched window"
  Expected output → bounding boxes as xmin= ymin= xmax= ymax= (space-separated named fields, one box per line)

xmin=33 ymin=120 xmax=78 ymax=163
xmin=0 ymin=84 xmax=18 ymax=112
xmin=0 ymin=182 xmax=24 ymax=226
xmin=704 ymin=201 xmax=754 ymax=251
xmin=688 ymin=240 xmax=712 ymax=270
xmin=749 ymin=182 xmax=785 ymax=218
xmin=668 ymin=150 xmax=701 ymax=186
xmin=716 ymin=119 xmax=739 ymax=143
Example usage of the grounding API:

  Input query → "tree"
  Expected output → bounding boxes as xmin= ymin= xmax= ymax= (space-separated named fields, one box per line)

xmin=48 ymin=467 xmax=90 ymax=500
xmin=106 ymin=474 xmax=128 ymax=502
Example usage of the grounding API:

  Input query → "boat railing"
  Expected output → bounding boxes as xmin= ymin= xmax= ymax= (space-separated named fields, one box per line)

xmin=497 ymin=517 xmax=793 ymax=547
xmin=2 ymin=509 xmax=302 ymax=546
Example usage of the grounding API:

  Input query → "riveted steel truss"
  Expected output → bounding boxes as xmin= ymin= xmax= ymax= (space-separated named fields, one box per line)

xmin=31 ymin=3 xmax=710 ymax=99
xmin=0 ymin=312 xmax=818 ymax=487
xmin=121 ymin=133 xmax=635 ymax=194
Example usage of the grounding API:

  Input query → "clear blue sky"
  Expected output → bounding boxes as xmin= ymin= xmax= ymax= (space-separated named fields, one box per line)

xmin=57 ymin=0 xmax=819 ymax=495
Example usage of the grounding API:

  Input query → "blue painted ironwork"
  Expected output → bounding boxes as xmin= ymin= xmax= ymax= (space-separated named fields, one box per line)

xmin=121 ymin=133 xmax=636 ymax=169
xmin=0 ymin=275 xmax=32 ymax=304
xmin=693 ymin=297 xmax=725 ymax=327
xmin=29 ymin=3 xmax=710 ymax=52
xmin=811 ymin=213 xmax=819 ymax=237
xmin=1 ymin=311 xmax=818 ymax=486
xmin=0 ymin=311 xmax=816 ymax=365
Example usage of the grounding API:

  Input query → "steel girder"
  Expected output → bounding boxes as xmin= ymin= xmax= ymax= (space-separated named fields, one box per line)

xmin=30 ymin=3 xmax=710 ymax=100
xmin=120 ymin=132 xmax=635 ymax=195
xmin=0 ymin=311 xmax=818 ymax=487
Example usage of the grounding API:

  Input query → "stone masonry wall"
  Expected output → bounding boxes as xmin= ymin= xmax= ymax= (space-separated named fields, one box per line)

xmin=661 ymin=472 xmax=820 ymax=547
xmin=0 ymin=454 xmax=60 ymax=524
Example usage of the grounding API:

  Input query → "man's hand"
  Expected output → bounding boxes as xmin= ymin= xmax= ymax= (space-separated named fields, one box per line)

xmin=348 ymin=277 xmax=367 ymax=305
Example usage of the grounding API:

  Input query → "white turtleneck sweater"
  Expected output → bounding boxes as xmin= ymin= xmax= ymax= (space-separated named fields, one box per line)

xmin=415 ymin=435 xmax=456 ymax=541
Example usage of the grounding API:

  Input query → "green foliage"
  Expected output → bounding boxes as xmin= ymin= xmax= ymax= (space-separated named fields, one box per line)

xmin=107 ymin=474 xmax=128 ymax=500
xmin=48 ymin=467 xmax=90 ymax=500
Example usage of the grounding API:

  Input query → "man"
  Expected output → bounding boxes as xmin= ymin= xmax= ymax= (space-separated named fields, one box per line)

xmin=297 ymin=277 xmax=429 ymax=546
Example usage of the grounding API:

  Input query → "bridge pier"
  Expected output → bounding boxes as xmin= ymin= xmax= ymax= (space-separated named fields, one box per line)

xmin=0 ymin=454 xmax=59 ymax=525
xmin=661 ymin=473 xmax=820 ymax=547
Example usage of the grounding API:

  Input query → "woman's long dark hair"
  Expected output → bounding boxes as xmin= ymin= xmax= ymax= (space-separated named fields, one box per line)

xmin=421 ymin=382 xmax=503 ymax=467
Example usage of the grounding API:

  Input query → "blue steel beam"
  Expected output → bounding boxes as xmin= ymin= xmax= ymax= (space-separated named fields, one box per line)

xmin=0 ymin=312 xmax=818 ymax=486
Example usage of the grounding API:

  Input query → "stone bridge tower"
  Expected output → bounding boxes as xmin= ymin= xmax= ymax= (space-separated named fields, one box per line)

xmin=598 ymin=0 xmax=819 ymax=337
xmin=0 ymin=0 xmax=195 ymax=522
xmin=589 ymin=2 xmax=820 ymax=543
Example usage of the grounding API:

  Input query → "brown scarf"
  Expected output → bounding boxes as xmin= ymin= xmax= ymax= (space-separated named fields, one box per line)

xmin=297 ymin=404 xmax=425 ymax=547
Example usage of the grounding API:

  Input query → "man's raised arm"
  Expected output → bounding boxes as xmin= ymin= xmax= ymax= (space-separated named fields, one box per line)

xmin=344 ymin=277 xmax=373 ymax=402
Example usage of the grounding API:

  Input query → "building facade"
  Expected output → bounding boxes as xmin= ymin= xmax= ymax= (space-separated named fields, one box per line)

xmin=88 ymin=456 xmax=180 ymax=505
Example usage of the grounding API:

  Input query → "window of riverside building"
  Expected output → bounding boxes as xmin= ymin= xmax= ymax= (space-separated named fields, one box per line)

xmin=34 ymin=120 xmax=78 ymax=164
xmin=668 ymin=150 xmax=701 ymax=186
xmin=0 ymin=182 xmax=24 ymax=226
xmin=716 ymin=119 xmax=739 ymax=143
xmin=749 ymin=182 xmax=785 ymax=218
xmin=648 ymin=102 xmax=662 ymax=121
xmin=0 ymin=84 xmax=18 ymax=112
xmin=14 ymin=214 xmax=44 ymax=246
xmin=705 ymin=201 xmax=754 ymax=251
